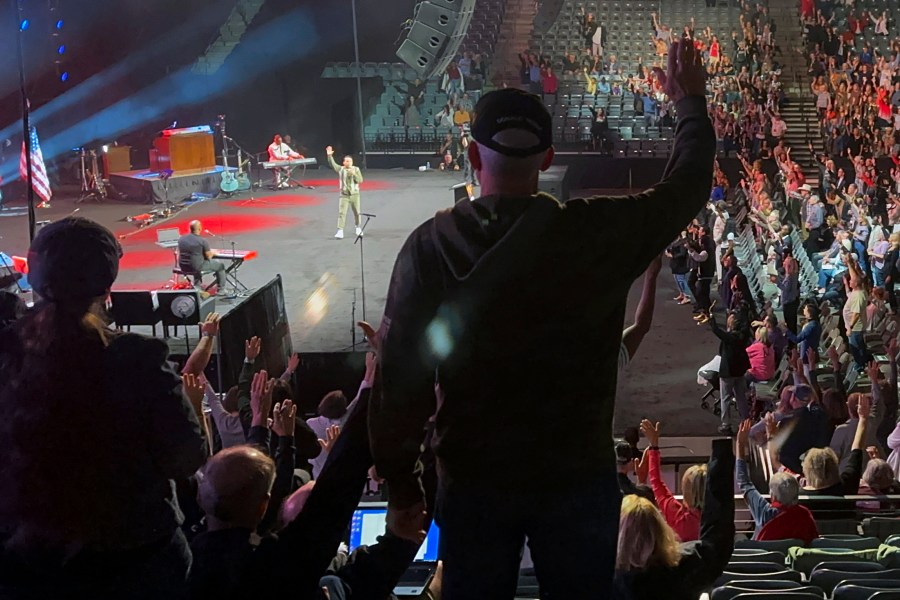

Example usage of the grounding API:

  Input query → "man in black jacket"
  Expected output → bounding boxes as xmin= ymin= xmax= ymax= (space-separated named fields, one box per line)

xmin=370 ymin=41 xmax=715 ymax=600
xmin=689 ymin=225 xmax=716 ymax=324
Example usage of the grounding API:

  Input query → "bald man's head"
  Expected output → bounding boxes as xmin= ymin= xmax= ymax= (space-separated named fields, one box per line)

xmin=198 ymin=446 xmax=275 ymax=530
xmin=190 ymin=220 xmax=202 ymax=234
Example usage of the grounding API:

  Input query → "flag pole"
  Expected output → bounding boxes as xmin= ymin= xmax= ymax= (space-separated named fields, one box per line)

xmin=13 ymin=0 xmax=35 ymax=241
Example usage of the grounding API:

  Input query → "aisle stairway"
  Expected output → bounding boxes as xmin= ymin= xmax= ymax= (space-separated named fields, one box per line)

xmin=491 ymin=0 xmax=538 ymax=88
xmin=769 ymin=0 xmax=821 ymax=184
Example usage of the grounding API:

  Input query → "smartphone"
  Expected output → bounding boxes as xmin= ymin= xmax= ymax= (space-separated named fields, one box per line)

xmin=394 ymin=561 xmax=438 ymax=597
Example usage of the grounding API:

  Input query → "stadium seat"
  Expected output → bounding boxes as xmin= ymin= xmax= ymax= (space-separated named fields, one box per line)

xmin=864 ymin=518 xmax=900 ymax=542
xmin=812 ymin=536 xmax=882 ymax=551
xmin=735 ymin=539 xmax=806 ymax=555
xmin=715 ymin=568 xmax=803 ymax=588
xmin=729 ymin=550 xmax=787 ymax=565
xmin=789 ymin=548 xmax=881 ymax=577
xmin=730 ymin=592 xmax=823 ymax=599
xmin=832 ymin=580 xmax=900 ymax=600
xmin=810 ymin=569 xmax=900 ymax=595
xmin=711 ymin=581 xmax=813 ymax=600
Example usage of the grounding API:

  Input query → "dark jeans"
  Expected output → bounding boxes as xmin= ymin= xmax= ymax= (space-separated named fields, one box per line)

xmin=783 ymin=298 xmax=799 ymax=334
xmin=436 ymin=471 xmax=621 ymax=600
xmin=691 ymin=274 xmax=712 ymax=312
xmin=848 ymin=331 xmax=873 ymax=372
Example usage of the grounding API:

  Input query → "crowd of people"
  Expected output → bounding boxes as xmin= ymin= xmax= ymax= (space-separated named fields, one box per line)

xmin=5 ymin=16 xmax=900 ymax=600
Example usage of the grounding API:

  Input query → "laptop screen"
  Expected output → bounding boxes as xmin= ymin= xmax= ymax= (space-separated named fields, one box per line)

xmin=349 ymin=505 xmax=440 ymax=561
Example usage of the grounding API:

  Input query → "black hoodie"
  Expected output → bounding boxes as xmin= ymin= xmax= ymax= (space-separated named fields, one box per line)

xmin=370 ymin=96 xmax=717 ymax=509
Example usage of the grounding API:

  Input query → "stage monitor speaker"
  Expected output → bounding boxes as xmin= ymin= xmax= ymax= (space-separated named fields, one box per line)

xmin=451 ymin=182 xmax=474 ymax=204
xmin=396 ymin=0 xmax=475 ymax=79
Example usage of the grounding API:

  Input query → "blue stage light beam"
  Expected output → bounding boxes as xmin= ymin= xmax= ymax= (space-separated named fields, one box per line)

xmin=0 ymin=8 xmax=320 ymax=183
xmin=0 ymin=7 xmax=243 ymax=142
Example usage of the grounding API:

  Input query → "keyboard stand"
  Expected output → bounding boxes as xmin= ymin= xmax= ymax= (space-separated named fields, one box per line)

xmin=287 ymin=163 xmax=315 ymax=190
xmin=223 ymin=259 xmax=252 ymax=297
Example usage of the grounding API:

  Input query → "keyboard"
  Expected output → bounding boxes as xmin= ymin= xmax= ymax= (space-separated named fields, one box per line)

xmin=261 ymin=158 xmax=317 ymax=169
xmin=212 ymin=249 xmax=258 ymax=262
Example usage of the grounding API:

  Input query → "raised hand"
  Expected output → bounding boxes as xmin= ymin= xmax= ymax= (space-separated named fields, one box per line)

xmin=287 ymin=352 xmax=301 ymax=374
xmin=358 ymin=321 xmax=380 ymax=353
xmin=866 ymin=360 xmax=881 ymax=382
xmin=326 ymin=146 xmax=334 ymax=156
xmin=250 ymin=370 xmax=274 ymax=426
xmin=182 ymin=372 xmax=206 ymax=415
xmin=640 ymin=419 xmax=661 ymax=447
xmin=201 ymin=312 xmax=220 ymax=337
xmin=245 ymin=336 xmax=262 ymax=362
xmin=866 ymin=445 xmax=882 ymax=460
xmin=858 ymin=393 xmax=871 ymax=420
xmin=764 ymin=411 xmax=778 ymax=440
xmin=318 ymin=424 xmax=341 ymax=453
xmin=272 ymin=399 xmax=297 ymax=438
xmin=652 ymin=39 xmax=706 ymax=104
xmin=387 ymin=501 xmax=427 ymax=544
xmin=736 ymin=418 xmax=752 ymax=457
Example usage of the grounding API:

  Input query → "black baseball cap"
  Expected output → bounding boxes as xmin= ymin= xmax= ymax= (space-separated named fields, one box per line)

xmin=28 ymin=216 xmax=122 ymax=303
xmin=471 ymin=88 xmax=553 ymax=158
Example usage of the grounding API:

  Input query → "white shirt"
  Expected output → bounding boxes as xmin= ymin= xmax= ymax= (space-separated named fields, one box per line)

xmin=268 ymin=142 xmax=298 ymax=162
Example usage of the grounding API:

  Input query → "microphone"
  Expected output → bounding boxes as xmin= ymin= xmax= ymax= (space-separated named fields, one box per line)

xmin=361 ymin=213 xmax=377 ymax=217
xmin=204 ymin=229 xmax=218 ymax=237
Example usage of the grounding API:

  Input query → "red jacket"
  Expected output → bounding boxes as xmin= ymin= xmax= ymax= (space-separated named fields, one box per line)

xmin=756 ymin=501 xmax=818 ymax=544
xmin=648 ymin=448 xmax=701 ymax=542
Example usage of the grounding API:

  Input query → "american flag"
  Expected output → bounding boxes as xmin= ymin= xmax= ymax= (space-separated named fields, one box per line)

xmin=19 ymin=126 xmax=51 ymax=206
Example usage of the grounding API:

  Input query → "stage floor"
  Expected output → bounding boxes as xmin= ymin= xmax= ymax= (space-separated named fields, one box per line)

xmin=0 ymin=169 xmax=723 ymax=436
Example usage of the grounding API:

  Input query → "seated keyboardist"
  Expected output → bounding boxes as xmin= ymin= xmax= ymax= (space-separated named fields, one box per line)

xmin=267 ymin=134 xmax=303 ymax=189
xmin=178 ymin=220 xmax=226 ymax=293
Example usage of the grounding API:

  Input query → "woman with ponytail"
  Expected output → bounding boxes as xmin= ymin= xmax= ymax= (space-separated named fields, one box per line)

xmin=0 ymin=217 xmax=207 ymax=598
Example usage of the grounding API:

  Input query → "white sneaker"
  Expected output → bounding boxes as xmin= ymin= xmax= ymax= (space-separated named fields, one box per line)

xmin=355 ymin=226 xmax=363 ymax=237
xmin=334 ymin=229 xmax=344 ymax=239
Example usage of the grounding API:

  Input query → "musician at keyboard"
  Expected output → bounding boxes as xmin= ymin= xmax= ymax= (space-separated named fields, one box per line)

xmin=267 ymin=134 xmax=304 ymax=189
xmin=178 ymin=220 xmax=226 ymax=292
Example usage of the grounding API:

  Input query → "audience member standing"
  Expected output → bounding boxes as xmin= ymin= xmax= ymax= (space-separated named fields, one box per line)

xmin=0 ymin=217 xmax=207 ymax=597
xmin=369 ymin=41 xmax=714 ymax=600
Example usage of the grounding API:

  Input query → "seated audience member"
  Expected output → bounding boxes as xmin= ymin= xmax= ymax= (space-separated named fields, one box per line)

xmin=830 ymin=387 xmax=883 ymax=473
xmin=616 ymin=440 xmax=655 ymax=504
xmin=641 ymin=419 xmax=706 ymax=542
xmin=859 ymin=457 xmax=900 ymax=497
xmin=0 ymin=217 xmax=208 ymax=597
xmin=735 ymin=420 xmax=818 ymax=543
xmin=307 ymin=352 xmax=375 ymax=479
xmin=612 ymin=438 xmax=734 ymax=600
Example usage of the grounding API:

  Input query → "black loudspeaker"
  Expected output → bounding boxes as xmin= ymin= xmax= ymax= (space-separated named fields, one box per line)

xmin=397 ymin=0 xmax=475 ymax=79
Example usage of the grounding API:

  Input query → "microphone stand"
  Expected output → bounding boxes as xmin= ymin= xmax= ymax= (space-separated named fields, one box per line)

xmin=354 ymin=213 xmax=375 ymax=322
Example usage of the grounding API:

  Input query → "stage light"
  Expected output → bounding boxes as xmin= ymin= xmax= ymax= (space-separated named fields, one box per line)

xmin=58 ymin=45 xmax=65 ymax=55
xmin=56 ymin=20 xmax=64 ymax=29
xmin=19 ymin=19 xmax=29 ymax=31
xmin=60 ymin=71 xmax=69 ymax=82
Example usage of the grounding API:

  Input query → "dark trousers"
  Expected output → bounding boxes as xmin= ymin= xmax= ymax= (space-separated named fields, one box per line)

xmin=691 ymin=273 xmax=712 ymax=312
xmin=436 ymin=472 xmax=621 ymax=600
xmin=783 ymin=298 xmax=800 ymax=334
xmin=849 ymin=331 xmax=873 ymax=372
xmin=198 ymin=260 xmax=227 ymax=288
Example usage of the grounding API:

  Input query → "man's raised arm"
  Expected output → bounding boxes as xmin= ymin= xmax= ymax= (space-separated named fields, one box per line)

xmin=582 ymin=40 xmax=716 ymax=279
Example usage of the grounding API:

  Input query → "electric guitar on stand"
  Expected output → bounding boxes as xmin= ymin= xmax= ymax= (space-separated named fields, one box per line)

xmin=236 ymin=148 xmax=251 ymax=191
xmin=219 ymin=118 xmax=239 ymax=194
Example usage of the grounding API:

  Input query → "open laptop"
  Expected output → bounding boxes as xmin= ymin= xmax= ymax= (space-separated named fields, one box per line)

xmin=349 ymin=502 xmax=439 ymax=596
